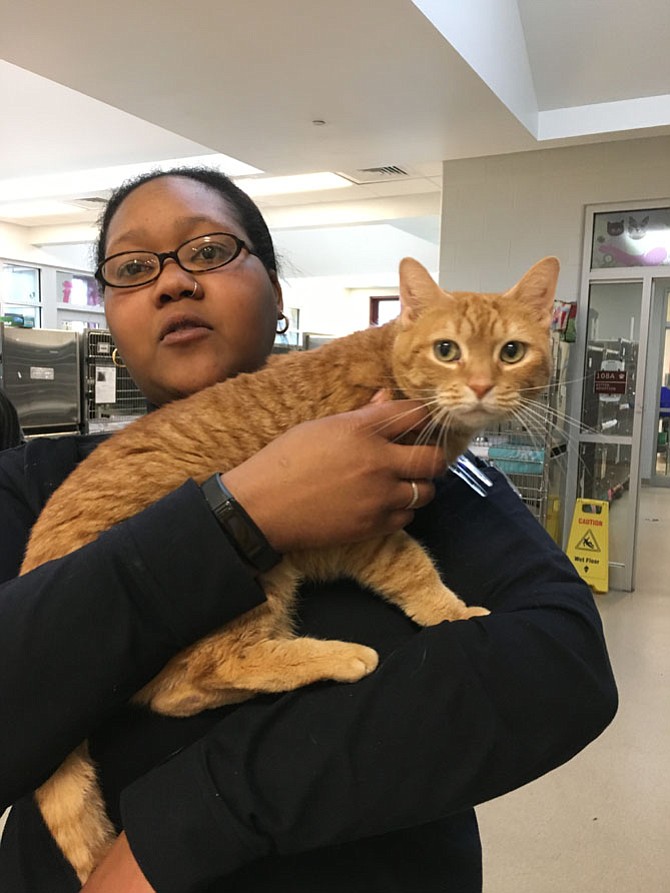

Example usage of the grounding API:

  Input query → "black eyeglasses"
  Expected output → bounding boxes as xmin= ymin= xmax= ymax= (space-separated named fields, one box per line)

xmin=95 ymin=232 xmax=256 ymax=289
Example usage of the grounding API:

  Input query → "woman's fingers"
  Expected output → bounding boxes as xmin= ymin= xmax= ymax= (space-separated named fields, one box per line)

xmin=357 ymin=400 xmax=447 ymax=479
xmin=221 ymin=400 xmax=447 ymax=553
xmin=396 ymin=478 xmax=436 ymax=513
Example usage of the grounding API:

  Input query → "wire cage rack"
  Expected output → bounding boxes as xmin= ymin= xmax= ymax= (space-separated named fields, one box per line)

xmin=472 ymin=417 xmax=567 ymax=535
xmin=470 ymin=338 xmax=570 ymax=544
xmin=83 ymin=330 xmax=147 ymax=434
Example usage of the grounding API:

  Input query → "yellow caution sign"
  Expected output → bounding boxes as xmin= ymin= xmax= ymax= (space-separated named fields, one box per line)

xmin=566 ymin=499 xmax=609 ymax=593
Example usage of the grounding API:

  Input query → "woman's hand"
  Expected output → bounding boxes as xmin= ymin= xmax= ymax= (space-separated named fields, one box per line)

xmin=222 ymin=399 xmax=446 ymax=553
xmin=81 ymin=833 xmax=155 ymax=893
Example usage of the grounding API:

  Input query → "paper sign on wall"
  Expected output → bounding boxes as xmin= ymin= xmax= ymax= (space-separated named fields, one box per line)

xmin=95 ymin=366 xmax=116 ymax=404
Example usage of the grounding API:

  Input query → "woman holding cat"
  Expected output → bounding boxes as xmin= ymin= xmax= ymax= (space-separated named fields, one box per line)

xmin=0 ymin=167 xmax=617 ymax=893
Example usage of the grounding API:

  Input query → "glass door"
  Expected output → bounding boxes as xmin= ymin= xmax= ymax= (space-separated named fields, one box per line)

xmin=573 ymin=280 xmax=647 ymax=591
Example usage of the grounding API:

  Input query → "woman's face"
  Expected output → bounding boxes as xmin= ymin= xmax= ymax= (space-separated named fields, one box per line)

xmin=102 ymin=176 xmax=282 ymax=406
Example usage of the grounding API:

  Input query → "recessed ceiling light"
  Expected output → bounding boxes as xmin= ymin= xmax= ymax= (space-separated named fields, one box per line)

xmin=0 ymin=153 xmax=261 ymax=203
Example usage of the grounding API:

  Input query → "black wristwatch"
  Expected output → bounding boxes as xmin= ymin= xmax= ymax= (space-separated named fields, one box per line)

xmin=200 ymin=474 xmax=283 ymax=573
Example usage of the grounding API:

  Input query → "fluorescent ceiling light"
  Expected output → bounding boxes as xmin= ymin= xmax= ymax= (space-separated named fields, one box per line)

xmin=0 ymin=153 xmax=261 ymax=203
xmin=0 ymin=199 xmax=84 ymax=219
xmin=235 ymin=172 xmax=352 ymax=197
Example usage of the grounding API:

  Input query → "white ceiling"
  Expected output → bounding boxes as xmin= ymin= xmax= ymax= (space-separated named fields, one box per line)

xmin=2 ymin=0 xmax=670 ymax=276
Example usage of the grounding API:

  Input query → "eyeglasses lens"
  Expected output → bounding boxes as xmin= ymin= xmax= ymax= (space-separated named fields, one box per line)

xmin=103 ymin=254 xmax=159 ymax=287
xmin=178 ymin=234 xmax=239 ymax=272
xmin=101 ymin=234 xmax=241 ymax=287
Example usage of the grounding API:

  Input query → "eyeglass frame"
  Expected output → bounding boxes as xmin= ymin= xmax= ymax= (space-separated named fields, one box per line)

xmin=95 ymin=231 xmax=257 ymax=289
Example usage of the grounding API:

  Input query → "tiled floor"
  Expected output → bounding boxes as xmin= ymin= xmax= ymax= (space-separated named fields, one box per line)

xmin=3 ymin=490 xmax=668 ymax=890
xmin=478 ymin=485 xmax=670 ymax=892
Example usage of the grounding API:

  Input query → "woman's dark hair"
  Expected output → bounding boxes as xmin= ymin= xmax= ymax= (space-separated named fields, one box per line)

xmin=0 ymin=387 xmax=24 ymax=450
xmin=94 ymin=166 xmax=278 ymax=277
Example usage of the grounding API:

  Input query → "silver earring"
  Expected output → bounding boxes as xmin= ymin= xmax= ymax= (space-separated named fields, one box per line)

xmin=276 ymin=313 xmax=289 ymax=335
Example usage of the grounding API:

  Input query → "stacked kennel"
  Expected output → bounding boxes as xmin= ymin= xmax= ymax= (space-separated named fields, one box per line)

xmin=82 ymin=329 xmax=147 ymax=434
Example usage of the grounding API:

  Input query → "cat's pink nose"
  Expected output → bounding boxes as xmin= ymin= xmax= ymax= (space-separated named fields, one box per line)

xmin=470 ymin=381 xmax=493 ymax=399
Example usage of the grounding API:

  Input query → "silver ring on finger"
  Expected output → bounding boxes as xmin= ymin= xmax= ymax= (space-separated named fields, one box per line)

xmin=404 ymin=480 xmax=420 ymax=510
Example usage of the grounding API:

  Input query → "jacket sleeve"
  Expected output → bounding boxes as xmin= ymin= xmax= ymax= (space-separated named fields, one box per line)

xmin=120 ymin=468 xmax=618 ymax=893
xmin=0 ymin=449 xmax=266 ymax=807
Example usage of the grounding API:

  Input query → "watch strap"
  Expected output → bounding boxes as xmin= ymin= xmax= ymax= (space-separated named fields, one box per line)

xmin=200 ymin=474 xmax=282 ymax=573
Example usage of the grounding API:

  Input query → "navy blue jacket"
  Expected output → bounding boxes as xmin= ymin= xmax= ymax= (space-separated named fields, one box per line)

xmin=0 ymin=436 xmax=617 ymax=892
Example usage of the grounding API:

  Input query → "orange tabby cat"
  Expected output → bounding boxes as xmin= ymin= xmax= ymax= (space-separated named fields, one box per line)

xmin=22 ymin=255 xmax=558 ymax=884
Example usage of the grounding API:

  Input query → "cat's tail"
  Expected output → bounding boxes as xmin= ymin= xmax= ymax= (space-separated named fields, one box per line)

xmin=35 ymin=742 xmax=116 ymax=885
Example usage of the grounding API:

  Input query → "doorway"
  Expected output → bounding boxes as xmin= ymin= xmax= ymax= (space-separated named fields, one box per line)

xmin=564 ymin=201 xmax=670 ymax=591
xmin=642 ymin=280 xmax=670 ymax=486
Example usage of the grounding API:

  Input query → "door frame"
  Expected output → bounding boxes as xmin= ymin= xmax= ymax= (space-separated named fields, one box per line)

xmin=564 ymin=199 xmax=670 ymax=591
xmin=644 ymin=280 xmax=670 ymax=487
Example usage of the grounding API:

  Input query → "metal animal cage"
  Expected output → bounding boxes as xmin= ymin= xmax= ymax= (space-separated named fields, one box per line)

xmin=83 ymin=330 xmax=146 ymax=434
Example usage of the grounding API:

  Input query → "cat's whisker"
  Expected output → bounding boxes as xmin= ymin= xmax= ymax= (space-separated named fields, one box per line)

xmin=367 ymin=403 xmax=438 ymax=438
xmin=494 ymin=406 xmax=598 ymax=499
xmin=518 ymin=383 xmax=552 ymax=396
xmin=505 ymin=407 xmax=546 ymax=443
xmin=519 ymin=397 xmax=600 ymax=438
xmin=520 ymin=372 xmax=589 ymax=395
xmin=511 ymin=402 xmax=554 ymax=431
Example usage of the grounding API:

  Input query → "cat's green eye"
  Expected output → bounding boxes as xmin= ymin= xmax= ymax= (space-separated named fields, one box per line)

xmin=500 ymin=341 xmax=526 ymax=364
xmin=434 ymin=340 xmax=461 ymax=362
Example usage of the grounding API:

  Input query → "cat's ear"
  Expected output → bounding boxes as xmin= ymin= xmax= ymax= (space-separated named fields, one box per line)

xmin=398 ymin=257 xmax=442 ymax=326
xmin=505 ymin=256 xmax=560 ymax=325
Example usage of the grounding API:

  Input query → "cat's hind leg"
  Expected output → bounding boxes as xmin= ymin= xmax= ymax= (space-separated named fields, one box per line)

xmin=35 ymin=743 xmax=116 ymax=886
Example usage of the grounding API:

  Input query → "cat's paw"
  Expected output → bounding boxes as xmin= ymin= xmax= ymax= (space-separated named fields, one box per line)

xmin=405 ymin=590 xmax=479 ymax=625
xmin=326 ymin=643 xmax=379 ymax=682
xmin=454 ymin=604 xmax=490 ymax=620
xmin=409 ymin=597 xmax=490 ymax=625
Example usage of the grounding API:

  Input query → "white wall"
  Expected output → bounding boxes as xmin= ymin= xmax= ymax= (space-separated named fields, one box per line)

xmin=439 ymin=135 xmax=670 ymax=299
xmin=0 ymin=222 xmax=88 ymax=268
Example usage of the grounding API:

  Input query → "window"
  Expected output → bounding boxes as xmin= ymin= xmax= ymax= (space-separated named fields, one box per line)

xmin=56 ymin=271 xmax=102 ymax=308
xmin=1 ymin=263 xmax=41 ymax=327
xmin=591 ymin=208 xmax=670 ymax=269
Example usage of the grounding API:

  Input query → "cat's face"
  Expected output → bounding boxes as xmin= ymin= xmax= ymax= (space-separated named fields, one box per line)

xmin=391 ymin=258 xmax=559 ymax=435
xmin=628 ymin=215 xmax=649 ymax=240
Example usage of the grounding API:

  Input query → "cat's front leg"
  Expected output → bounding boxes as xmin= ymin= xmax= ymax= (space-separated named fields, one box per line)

xmin=134 ymin=562 xmax=379 ymax=717
xmin=136 ymin=628 xmax=380 ymax=717
xmin=343 ymin=532 xmax=489 ymax=626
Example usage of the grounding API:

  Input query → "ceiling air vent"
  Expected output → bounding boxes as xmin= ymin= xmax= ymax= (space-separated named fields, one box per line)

xmin=70 ymin=196 xmax=109 ymax=210
xmin=336 ymin=165 xmax=410 ymax=185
